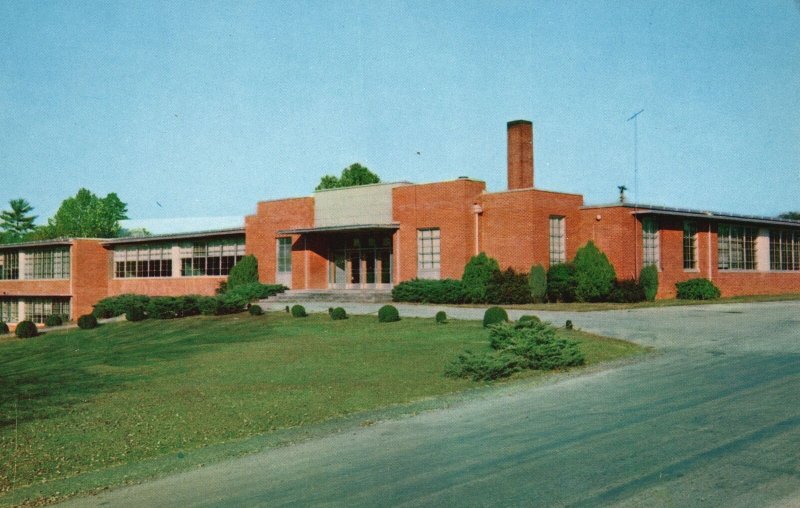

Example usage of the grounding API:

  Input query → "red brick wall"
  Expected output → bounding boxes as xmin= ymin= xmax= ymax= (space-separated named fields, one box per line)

xmin=480 ymin=188 xmax=584 ymax=273
xmin=245 ymin=197 xmax=315 ymax=288
xmin=507 ymin=120 xmax=534 ymax=190
xmin=393 ymin=179 xmax=486 ymax=281
xmin=71 ymin=240 xmax=111 ymax=318
xmin=579 ymin=207 xmax=641 ymax=280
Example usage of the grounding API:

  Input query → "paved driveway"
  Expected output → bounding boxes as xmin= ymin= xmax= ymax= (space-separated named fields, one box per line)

xmin=65 ymin=302 xmax=800 ymax=507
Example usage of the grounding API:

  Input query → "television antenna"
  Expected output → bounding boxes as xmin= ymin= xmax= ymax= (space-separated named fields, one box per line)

xmin=626 ymin=109 xmax=644 ymax=207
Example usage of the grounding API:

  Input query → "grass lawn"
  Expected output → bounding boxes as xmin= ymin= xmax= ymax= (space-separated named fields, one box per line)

xmin=0 ymin=312 xmax=644 ymax=505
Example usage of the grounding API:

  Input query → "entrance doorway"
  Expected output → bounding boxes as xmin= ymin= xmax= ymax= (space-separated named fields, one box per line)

xmin=328 ymin=234 xmax=393 ymax=289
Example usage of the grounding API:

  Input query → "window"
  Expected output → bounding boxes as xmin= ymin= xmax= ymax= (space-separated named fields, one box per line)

xmin=770 ymin=230 xmax=800 ymax=271
xmin=24 ymin=297 xmax=70 ymax=323
xmin=0 ymin=251 xmax=19 ymax=280
xmin=549 ymin=216 xmax=566 ymax=264
xmin=683 ymin=221 xmax=697 ymax=270
xmin=642 ymin=218 xmax=659 ymax=268
xmin=114 ymin=245 xmax=173 ymax=278
xmin=180 ymin=238 xmax=245 ymax=276
xmin=277 ymin=238 xmax=292 ymax=273
xmin=24 ymin=248 xmax=70 ymax=279
xmin=718 ymin=224 xmax=757 ymax=270
xmin=417 ymin=228 xmax=440 ymax=279
xmin=0 ymin=298 xmax=18 ymax=323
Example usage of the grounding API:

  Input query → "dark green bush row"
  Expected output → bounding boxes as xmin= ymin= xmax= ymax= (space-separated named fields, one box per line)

xmin=391 ymin=278 xmax=466 ymax=304
xmin=445 ymin=322 xmax=585 ymax=381
xmin=676 ymin=278 xmax=720 ymax=300
xmin=485 ymin=268 xmax=532 ymax=304
xmin=608 ymin=279 xmax=646 ymax=303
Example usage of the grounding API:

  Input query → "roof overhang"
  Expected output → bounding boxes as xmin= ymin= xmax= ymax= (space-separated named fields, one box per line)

xmin=102 ymin=227 xmax=245 ymax=246
xmin=0 ymin=239 xmax=75 ymax=250
xmin=631 ymin=208 xmax=800 ymax=228
xmin=277 ymin=224 xmax=400 ymax=235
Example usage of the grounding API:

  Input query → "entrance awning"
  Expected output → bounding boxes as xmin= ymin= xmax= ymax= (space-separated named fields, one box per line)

xmin=276 ymin=224 xmax=400 ymax=235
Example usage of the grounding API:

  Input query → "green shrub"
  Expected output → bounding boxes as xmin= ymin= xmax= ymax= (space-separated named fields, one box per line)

xmin=676 ymin=278 xmax=721 ymax=300
xmin=216 ymin=292 xmax=249 ymax=314
xmin=391 ymin=279 xmax=467 ymax=304
xmin=175 ymin=295 xmax=202 ymax=317
xmin=462 ymin=253 xmax=500 ymax=303
xmin=227 ymin=282 xmax=287 ymax=302
xmin=547 ymin=263 xmax=577 ymax=303
xmin=146 ymin=297 xmax=179 ymax=319
xmin=446 ymin=322 xmax=584 ymax=381
xmin=330 ymin=307 xmax=348 ymax=320
xmin=482 ymin=306 xmax=508 ymax=328
xmin=15 ymin=320 xmax=38 ymax=338
xmin=609 ymin=279 xmax=646 ymax=303
xmin=215 ymin=280 xmax=228 ymax=295
xmin=0 ymin=321 xmax=9 ymax=334
xmin=198 ymin=296 xmax=222 ymax=316
xmin=573 ymin=241 xmax=616 ymax=302
xmin=226 ymin=255 xmax=259 ymax=291
xmin=77 ymin=314 xmax=98 ymax=329
xmin=516 ymin=315 xmax=541 ymax=328
xmin=93 ymin=294 xmax=150 ymax=318
xmin=378 ymin=304 xmax=400 ymax=323
xmin=485 ymin=268 xmax=533 ymax=304
xmin=640 ymin=265 xmax=659 ymax=302
xmin=249 ymin=304 xmax=264 ymax=316
xmin=528 ymin=264 xmax=547 ymax=303
xmin=44 ymin=314 xmax=63 ymax=327
xmin=125 ymin=307 xmax=147 ymax=322
xmin=291 ymin=304 xmax=307 ymax=318
xmin=435 ymin=310 xmax=448 ymax=324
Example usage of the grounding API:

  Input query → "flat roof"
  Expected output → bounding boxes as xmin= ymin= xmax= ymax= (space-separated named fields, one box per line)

xmin=0 ymin=238 xmax=80 ymax=250
xmin=582 ymin=203 xmax=800 ymax=228
xmin=101 ymin=227 xmax=246 ymax=246
xmin=277 ymin=224 xmax=400 ymax=235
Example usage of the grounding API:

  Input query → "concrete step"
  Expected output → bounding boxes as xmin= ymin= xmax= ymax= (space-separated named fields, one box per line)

xmin=265 ymin=289 xmax=393 ymax=304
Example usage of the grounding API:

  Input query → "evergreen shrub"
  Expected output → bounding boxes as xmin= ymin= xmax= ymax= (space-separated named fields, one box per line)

xmin=435 ymin=310 xmax=448 ymax=324
xmin=0 ymin=322 xmax=9 ymax=334
xmin=482 ymin=306 xmax=508 ymax=328
xmin=485 ymin=268 xmax=533 ymax=304
xmin=330 ymin=307 xmax=348 ymax=320
xmin=227 ymin=282 xmax=287 ymax=302
xmin=462 ymin=253 xmax=500 ymax=303
xmin=573 ymin=241 xmax=616 ymax=302
xmin=15 ymin=320 xmax=38 ymax=338
xmin=226 ymin=255 xmax=259 ymax=291
xmin=249 ymin=304 xmax=264 ymax=316
xmin=609 ymin=279 xmax=646 ymax=303
xmin=528 ymin=264 xmax=547 ymax=303
xmin=516 ymin=315 xmax=541 ymax=328
xmin=77 ymin=314 xmax=98 ymax=329
xmin=391 ymin=279 xmax=466 ymax=304
xmin=146 ymin=297 xmax=179 ymax=319
xmin=198 ymin=297 xmax=222 ymax=316
xmin=546 ymin=263 xmax=577 ymax=303
xmin=378 ymin=305 xmax=400 ymax=323
xmin=291 ymin=304 xmax=308 ymax=318
xmin=93 ymin=294 xmax=150 ymax=318
xmin=216 ymin=292 xmax=249 ymax=314
xmin=676 ymin=278 xmax=721 ymax=300
xmin=44 ymin=314 xmax=63 ymax=327
xmin=125 ymin=307 xmax=147 ymax=322
xmin=640 ymin=265 xmax=659 ymax=302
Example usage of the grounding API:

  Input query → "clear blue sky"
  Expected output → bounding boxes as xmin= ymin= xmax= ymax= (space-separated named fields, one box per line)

xmin=1 ymin=1 xmax=798 ymax=224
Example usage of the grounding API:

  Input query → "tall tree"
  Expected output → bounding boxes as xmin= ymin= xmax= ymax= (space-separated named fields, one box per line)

xmin=0 ymin=199 xmax=37 ymax=241
xmin=778 ymin=211 xmax=800 ymax=221
xmin=42 ymin=189 xmax=129 ymax=238
xmin=315 ymin=163 xmax=380 ymax=190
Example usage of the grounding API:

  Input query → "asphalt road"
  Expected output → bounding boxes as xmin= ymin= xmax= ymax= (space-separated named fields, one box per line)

xmin=65 ymin=302 xmax=800 ymax=507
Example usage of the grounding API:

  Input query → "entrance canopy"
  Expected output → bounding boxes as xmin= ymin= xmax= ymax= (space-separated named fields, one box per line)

xmin=276 ymin=224 xmax=399 ymax=235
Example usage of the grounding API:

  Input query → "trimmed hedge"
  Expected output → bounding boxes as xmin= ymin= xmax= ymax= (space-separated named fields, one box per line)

xmin=291 ymin=304 xmax=307 ymax=318
xmin=485 ymin=268 xmax=532 ymax=305
xmin=77 ymin=314 xmax=98 ymax=329
xmin=640 ymin=265 xmax=659 ymax=302
xmin=126 ymin=307 xmax=147 ymax=322
xmin=0 ymin=322 xmax=9 ymax=334
xmin=44 ymin=314 xmax=63 ymax=327
xmin=330 ymin=307 xmax=348 ymax=320
xmin=609 ymin=279 xmax=646 ymax=303
xmin=483 ymin=306 xmax=508 ymax=328
xmin=15 ymin=320 xmax=38 ymax=338
xmin=528 ymin=264 xmax=547 ymax=303
xmin=227 ymin=282 xmax=287 ymax=302
xmin=378 ymin=305 xmax=400 ymax=323
xmin=391 ymin=278 xmax=466 ymax=304
xmin=547 ymin=263 xmax=577 ymax=303
xmin=435 ymin=310 xmax=448 ymax=324
xmin=676 ymin=278 xmax=721 ymax=300
xmin=93 ymin=294 xmax=150 ymax=319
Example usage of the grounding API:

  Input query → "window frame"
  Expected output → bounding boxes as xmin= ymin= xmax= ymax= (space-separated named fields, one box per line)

xmin=549 ymin=216 xmax=566 ymax=265
xmin=23 ymin=248 xmax=71 ymax=280
xmin=642 ymin=218 xmax=660 ymax=269
xmin=180 ymin=238 xmax=245 ymax=277
xmin=769 ymin=229 xmax=800 ymax=271
xmin=683 ymin=221 xmax=698 ymax=271
xmin=416 ymin=228 xmax=441 ymax=280
xmin=717 ymin=223 xmax=757 ymax=271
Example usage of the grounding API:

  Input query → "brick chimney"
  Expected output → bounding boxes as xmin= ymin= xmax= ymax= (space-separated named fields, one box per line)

xmin=507 ymin=120 xmax=534 ymax=190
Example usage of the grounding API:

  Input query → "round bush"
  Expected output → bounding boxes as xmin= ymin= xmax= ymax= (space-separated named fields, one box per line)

xmin=378 ymin=305 xmax=400 ymax=323
xmin=15 ymin=320 xmax=38 ymax=338
xmin=126 ymin=307 xmax=147 ymax=322
xmin=249 ymin=304 xmax=264 ymax=316
xmin=77 ymin=314 xmax=98 ymax=329
xmin=0 ymin=321 xmax=9 ymax=334
xmin=518 ymin=315 xmax=541 ymax=324
xmin=330 ymin=307 xmax=348 ymax=320
xmin=44 ymin=314 xmax=63 ymax=327
xmin=482 ymin=306 xmax=508 ymax=328
xmin=291 ymin=304 xmax=307 ymax=318
xmin=435 ymin=310 xmax=448 ymax=324
xmin=676 ymin=278 xmax=721 ymax=300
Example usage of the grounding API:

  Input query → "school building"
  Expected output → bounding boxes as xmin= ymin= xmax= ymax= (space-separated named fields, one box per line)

xmin=1 ymin=120 xmax=799 ymax=325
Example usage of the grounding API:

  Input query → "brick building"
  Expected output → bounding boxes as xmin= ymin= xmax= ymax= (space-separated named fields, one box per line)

xmin=1 ymin=120 xmax=799 ymax=325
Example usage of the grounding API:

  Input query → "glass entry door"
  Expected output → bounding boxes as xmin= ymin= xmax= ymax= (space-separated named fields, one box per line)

xmin=328 ymin=234 xmax=393 ymax=289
